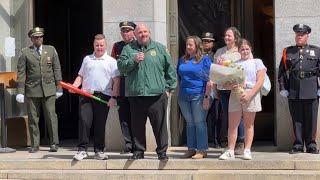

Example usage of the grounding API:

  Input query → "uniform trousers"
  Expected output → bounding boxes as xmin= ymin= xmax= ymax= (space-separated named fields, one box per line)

xmin=117 ymin=96 xmax=134 ymax=151
xmin=78 ymin=93 xmax=110 ymax=152
xmin=288 ymin=99 xmax=318 ymax=149
xmin=27 ymin=95 xmax=59 ymax=148
xmin=128 ymin=93 xmax=168 ymax=154
xmin=206 ymin=98 xmax=222 ymax=144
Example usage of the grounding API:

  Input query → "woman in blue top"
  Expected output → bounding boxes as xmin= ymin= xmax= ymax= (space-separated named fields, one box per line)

xmin=177 ymin=36 xmax=212 ymax=159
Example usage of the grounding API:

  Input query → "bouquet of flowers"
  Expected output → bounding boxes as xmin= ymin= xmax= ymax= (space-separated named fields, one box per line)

xmin=209 ymin=60 xmax=245 ymax=100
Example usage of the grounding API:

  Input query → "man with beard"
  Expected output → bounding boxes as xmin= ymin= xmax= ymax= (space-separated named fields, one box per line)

xmin=118 ymin=24 xmax=177 ymax=161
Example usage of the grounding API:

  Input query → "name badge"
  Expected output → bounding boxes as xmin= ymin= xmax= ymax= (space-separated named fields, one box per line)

xmin=150 ymin=50 xmax=157 ymax=56
xmin=310 ymin=50 xmax=315 ymax=56
xmin=47 ymin=57 xmax=52 ymax=64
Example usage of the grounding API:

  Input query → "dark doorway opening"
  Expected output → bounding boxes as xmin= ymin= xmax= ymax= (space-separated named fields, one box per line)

xmin=34 ymin=0 xmax=103 ymax=141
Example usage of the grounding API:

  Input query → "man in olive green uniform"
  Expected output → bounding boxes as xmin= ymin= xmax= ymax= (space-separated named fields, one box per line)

xmin=118 ymin=24 xmax=177 ymax=161
xmin=16 ymin=27 xmax=63 ymax=153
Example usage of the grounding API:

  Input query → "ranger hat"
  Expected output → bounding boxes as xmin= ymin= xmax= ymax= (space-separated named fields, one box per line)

xmin=201 ymin=32 xmax=215 ymax=41
xmin=293 ymin=24 xmax=311 ymax=34
xmin=28 ymin=27 xmax=44 ymax=37
xmin=119 ymin=21 xmax=136 ymax=30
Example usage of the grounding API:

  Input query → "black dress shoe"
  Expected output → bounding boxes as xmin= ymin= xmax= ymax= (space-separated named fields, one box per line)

xmin=129 ymin=152 xmax=144 ymax=160
xmin=49 ymin=144 xmax=59 ymax=152
xmin=158 ymin=152 xmax=169 ymax=161
xmin=307 ymin=148 xmax=319 ymax=154
xmin=120 ymin=148 xmax=132 ymax=154
xmin=289 ymin=148 xmax=303 ymax=154
xmin=29 ymin=147 xmax=40 ymax=153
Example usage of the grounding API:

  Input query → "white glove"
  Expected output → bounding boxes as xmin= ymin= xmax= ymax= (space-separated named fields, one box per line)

xmin=280 ymin=90 xmax=289 ymax=97
xmin=56 ymin=92 xmax=63 ymax=99
xmin=16 ymin=94 xmax=25 ymax=103
xmin=317 ymin=89 xmax=320 ymax=97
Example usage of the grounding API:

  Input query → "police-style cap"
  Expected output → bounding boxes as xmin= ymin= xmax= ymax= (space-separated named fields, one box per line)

xmin=201 ymin=32 xmax=215 ymax=41
xmin=119 ymin=21 xmax=136 ymax=30
xmin=28 ymin=27 xmax=44 ymax=37
xmin=293 ymin=24 xmax=311 ymax=34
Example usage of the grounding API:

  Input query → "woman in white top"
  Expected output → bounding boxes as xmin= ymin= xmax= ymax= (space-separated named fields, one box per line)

xmin=213 ymin=27 xmax=245 ymax=151
xmin=219 ymin=39 xmax=266 ymax=160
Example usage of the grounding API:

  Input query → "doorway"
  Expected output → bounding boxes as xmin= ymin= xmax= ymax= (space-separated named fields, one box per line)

xmin=177 ymin=0 xmax=274 ymax=143
xmin=34 ymin=0 xmax=103 ymax=140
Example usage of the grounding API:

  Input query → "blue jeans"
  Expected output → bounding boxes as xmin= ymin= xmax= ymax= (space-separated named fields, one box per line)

xmin=219 ymin=90 xmax=245 ymax=141
xmin=178 ymin=94 xmax=208 ymax=151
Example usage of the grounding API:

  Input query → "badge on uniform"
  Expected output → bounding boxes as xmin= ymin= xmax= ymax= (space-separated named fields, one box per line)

xmin=310 ymin=50 xmax=315 ymax=56
xmin=150 ymin=50 xmax=157 ymax=56
xmin=47 ymin=57 xmax=52 ymax=64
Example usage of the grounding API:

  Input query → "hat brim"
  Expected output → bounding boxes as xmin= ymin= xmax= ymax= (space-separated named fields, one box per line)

xmin=294 ymin=30 xmax=309 ymax=34
xmin=202 ymin=37 xmax=215 ymax=41
xmin=120 ymin=26 xmax=134 ymax=30
xmin=31 ymin=32 xmax=44 ymax=37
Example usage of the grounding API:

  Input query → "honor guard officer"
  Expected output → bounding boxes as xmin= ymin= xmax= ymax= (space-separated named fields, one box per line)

xmin=111 ymin=21 xmax=136 ymax=154
xmin=278 ymin=24 xmax=320 ymax=154
xmin=201 ymin=32 xmax=216 ymax=60
xmin=16 ymin=27 xmax=63 ymax=153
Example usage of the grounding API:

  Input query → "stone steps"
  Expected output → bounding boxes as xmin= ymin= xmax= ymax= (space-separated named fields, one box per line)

xmin=1 ymin=170 xmax=320 ymax=180
xmin=0 ymin=147 xmax=320 ymax=179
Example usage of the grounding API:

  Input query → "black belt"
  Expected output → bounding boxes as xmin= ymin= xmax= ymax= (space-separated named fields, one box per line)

xmin=291 ymin=71 xmax=316 ymax=78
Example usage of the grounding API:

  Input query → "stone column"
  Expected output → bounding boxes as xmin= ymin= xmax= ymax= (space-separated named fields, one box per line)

xmin=275 ymin=0 xmax=320 ymax=150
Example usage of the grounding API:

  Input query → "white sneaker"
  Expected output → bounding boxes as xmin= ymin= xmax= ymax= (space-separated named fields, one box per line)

xmin=94 ymin=152 xmax=108 ymax=160
xmin=73 ymin=151 xmax=88 ymax=161
xmin=243 ymin=150 xmax=252 ymax=160
xmin=219 ymin=150 xmax=235 ymax=160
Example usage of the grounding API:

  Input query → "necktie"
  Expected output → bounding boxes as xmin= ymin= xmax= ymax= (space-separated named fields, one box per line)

xmin=36 ymin=47 xmax=41 ymax=56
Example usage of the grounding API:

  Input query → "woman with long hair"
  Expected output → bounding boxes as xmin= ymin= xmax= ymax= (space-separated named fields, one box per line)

xmin=177 ymin=36 xmax=212 ymax=159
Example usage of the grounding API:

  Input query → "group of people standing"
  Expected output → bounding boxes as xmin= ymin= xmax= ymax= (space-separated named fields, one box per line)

xmin=15 ymin=21 xmax=320 ymax=161
xmin=177 ymin=27 xmax=266 ymax=160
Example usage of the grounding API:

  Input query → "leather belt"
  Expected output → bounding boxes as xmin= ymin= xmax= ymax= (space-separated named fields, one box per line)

xmin=291 ymin=71 xmax=316 ymax=79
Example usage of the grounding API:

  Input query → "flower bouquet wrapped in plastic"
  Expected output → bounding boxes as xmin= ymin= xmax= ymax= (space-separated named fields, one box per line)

xmin=209 ymin=60 xmax=245 ymax=100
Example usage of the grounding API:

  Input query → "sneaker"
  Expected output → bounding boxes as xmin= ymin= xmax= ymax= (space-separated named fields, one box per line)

xmin=73 ymin=151 xmax=88 ymax=161
xmin=219 ymin=150 xmax=235 ymax=160
xmin=94 ymin=152 xmax=108 ymax=160
xmin=243 ymin=150 xmax=252 ymax=160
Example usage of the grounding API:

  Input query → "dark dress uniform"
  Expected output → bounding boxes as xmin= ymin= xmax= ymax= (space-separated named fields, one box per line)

xmin=17 ymin=43 xmax=62 ymax=151
xmin=202 ymin=32 xmax=222 ymax=148
xmin=278 ymin=24 xmax=320 ymax=154
xmin=110 ymin=21 xmax=136 ymax=153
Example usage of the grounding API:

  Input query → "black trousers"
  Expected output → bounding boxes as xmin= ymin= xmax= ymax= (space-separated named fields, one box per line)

xmin=78 ymin=93 xmax=110 ymax=152
xmin=288 ymin=99 xmax=318 ymax=149
xmin=129 ymin=93 xmax=168 ymax=154
xmin=117 ymin=96 xmax=133 ymax=151
xmin=206 ymin=98 xmax=222 ymax=144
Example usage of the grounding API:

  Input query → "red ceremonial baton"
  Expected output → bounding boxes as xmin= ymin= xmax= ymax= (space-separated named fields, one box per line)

xmin=59 ymin=81 xmax=118 ymax=109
